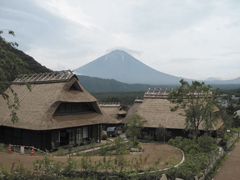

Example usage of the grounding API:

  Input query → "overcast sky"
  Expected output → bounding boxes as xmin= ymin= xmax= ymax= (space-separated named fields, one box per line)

xmin=1 ymin=0 xmax=239 ymax=80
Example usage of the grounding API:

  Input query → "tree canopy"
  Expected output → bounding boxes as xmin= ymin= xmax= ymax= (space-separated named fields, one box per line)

xmin=0 ymin=30 xmax=34 ymax=123
xmin=167 ymin=79 xmax=220 ymax=142
xmin=126 ymin=114 xmax=148 ymax=146
xmin=1 ymin=30 xmax=52 ymax=123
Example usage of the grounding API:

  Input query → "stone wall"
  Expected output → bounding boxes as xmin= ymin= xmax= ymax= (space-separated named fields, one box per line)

xmin=198 ymin=133 xmax=239 ymax=180
xmin=198 ymin=147 xmax=225 ymax=180
xmin=227 ymin=133 xmax=239 ymax=149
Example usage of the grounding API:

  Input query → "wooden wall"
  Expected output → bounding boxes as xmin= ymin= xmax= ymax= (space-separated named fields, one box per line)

xmin=0 ymin=126 xmax=52 ymax=150
xmin=0 ymin=125 xmax=100 ymax=150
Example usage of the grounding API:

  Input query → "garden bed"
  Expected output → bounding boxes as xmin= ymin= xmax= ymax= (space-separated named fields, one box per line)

xmin=0 ymin=143 xmax=183 ymax=172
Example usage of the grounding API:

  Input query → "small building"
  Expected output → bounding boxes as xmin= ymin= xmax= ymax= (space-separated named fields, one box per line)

xmin=231 ymin=95 xmax=240 ymax=101
xmin=99 ymin=102 xmax=126 ymax=131
xmin=99 ymin=102 xmax=126 ymax=123
xmin=122 ymin=88 xmax=223 ymax=140
xmin=0 ymin=71 xmax=118 ymax=150
xmin=236 ymin=110 xmax=240 ymax=117
xmin=218 ymin=99 xmax=229 ymax=107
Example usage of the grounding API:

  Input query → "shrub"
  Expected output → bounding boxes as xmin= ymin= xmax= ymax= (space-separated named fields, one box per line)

xmin=0 ymin=163 xmax=11 ymax=178
xmin=33 ymin=156 xmax=63 ymax=179
xmin=0 ymin=143 xmax=7 ymax=152
xmin=102 ymin=134 xmax=107 ymax=140
xmin=116 ymin=126 xmax=123 ymax=131
xmin=143 ymin=133 xmax=153 ymax=141
xmin=183 ymin=143 xmax=200 ymax=154
xmin=179 ymin=138 xmax=192 ymax=151
xmin=63 ymin=158 xmax=78 ymax=177
xmin=169 ymin=135 xmax=218 ymax=154
xmin=167 ymin=135 xmax=221 ymax=180
xmin=168 ymin=136 xmax=184 ymax=148
xmin=54 ymin=147 xmax=65 ymax=156
xmin=131 ymin=136 xmax=139 ymax=147
xmin=198 ymin=134 xmax=217 ymax=153
xmin=137 ymin=143 xmax=141 ymax=149
xmin=114 ymin=136 xmax=128 ymax=155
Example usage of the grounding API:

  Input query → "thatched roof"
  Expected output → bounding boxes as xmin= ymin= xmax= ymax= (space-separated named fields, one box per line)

xmin=144 ymin=88 xmax=213 ymax=99
xmin=99 ymin=102 xmax=126 ymax=120
xmin=133 ymin=98 xmax=187 ymax=129
xmin=100 ymin=106 xmax=120 ymax=119
xmin=121 ymin=103 xmax=142 ymax=124
xmin=0 ymin=71 xmax=118 ymax=130
xmin=13 ymin=70 xmax=75 ymax=84
xmin=121 ymin=89 xmax=223 ymax=130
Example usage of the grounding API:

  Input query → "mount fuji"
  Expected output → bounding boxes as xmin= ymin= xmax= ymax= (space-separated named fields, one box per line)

xmin=75 ymin=50 xmax=186 ymax=85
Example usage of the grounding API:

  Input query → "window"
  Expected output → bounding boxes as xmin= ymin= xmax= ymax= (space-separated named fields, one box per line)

xmin=72 ymin=103 xmax=78 ymax=112
xmin=76 ymin=128 xmax=83 ymax=144
xmin=54 ymin=102 xmax=96 ymax=115
xmin=68 ymin=129 xmax=75 ymax=145
xmin=66 ymin=103 xmax=71 ymax=112
xmin=60 ymin=104 xmax=66 ymax=112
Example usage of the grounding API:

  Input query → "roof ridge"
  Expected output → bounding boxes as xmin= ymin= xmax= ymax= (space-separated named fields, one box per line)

xmin=99 ymin=102 xmax=120 ymax=107
xmin=144 ymin=88 xmax=213 ymax=99
xmin=12 ymin=70 xmax=75 ymax=84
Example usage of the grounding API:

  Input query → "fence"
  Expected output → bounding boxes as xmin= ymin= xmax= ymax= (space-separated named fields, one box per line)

xmin=8 ymin=143 xmax=52 ymax=156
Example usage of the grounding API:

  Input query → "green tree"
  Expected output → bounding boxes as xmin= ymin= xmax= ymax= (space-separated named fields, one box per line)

xmin=198 ymin=134 xmax=217 ymax=153
xmin=155 ymin=124 xmax=171 ymax=142
xmin=155 ymin=124 xmax=166 ymax=142
xmin=227 ymin=103 xmax=236 ymax=116
xmin=104 ymin=96 xmax=120 ymax=102
xmin=167 ymin=79 xmax=219 ymax=143
xmin=126 ymin=114 xmax=147 ymax=146
xmin=114 ymin=136 xmax=128 ymax=155
xmin=0 ymin=30 xmax=31 ymax=123
xmin=232 ymin=113 xmax=240 ymax=128
xmin=219 ymin=107 xmax=233 ymax=131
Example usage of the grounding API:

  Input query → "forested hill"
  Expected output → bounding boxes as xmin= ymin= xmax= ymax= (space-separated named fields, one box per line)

xmin=77 ymin=75 xmax=240 ymax=92
xmin=9 ymin=46 xmax=51 ymax=74
xmin=77 ymin=75 xmax=179 ymax=92
xmin=0 ymin=35 xmax=51 ymax=93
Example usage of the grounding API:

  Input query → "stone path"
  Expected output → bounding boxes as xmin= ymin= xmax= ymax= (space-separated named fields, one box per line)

xmin=214 ymin=139 xmax=240 ymax=180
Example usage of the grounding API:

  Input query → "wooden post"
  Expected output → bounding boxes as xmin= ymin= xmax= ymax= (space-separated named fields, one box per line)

xmin=164 ymin=127 xmax=165 ymax=142
xmin=99 ymin=124 xmax=102 ymax=143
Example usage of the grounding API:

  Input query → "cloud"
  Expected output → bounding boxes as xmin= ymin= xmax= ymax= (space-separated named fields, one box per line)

xmin=33 ymin=0 xmax=97 ymax=29
xmin=169 ymin=58 xmax=201 ymax=64
xmin=218 ymin=51 xmax=240 ymax=57
xmin=53 ymin=63 xmax=67 ymax=71
xmin=1 ymin=0 xmax=239 ymax=80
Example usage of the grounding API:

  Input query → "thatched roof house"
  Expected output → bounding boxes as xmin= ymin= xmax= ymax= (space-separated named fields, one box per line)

xmin=122 ymin=88 xmax=223 ymax=139
xmin=0 ymin=71 xmax=118 ymax=149
xmin=99 ymin=102 xmax=126 ymax=122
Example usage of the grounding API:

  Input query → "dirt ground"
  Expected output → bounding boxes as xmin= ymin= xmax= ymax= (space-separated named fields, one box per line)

xmin=0 ymin=143 xmax=183 ymax=172
xmin=214 ymin=139 xmax=240 ymax=180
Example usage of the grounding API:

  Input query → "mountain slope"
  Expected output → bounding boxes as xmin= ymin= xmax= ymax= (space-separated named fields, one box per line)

xmin=205 ymin=77 xmax=240 ymax=84
xmin=77 ymin=75 xmax=240 ymax=92
xmin=0 ymin=35 xmax=51 ymax=75
xmin=10 ymin=47 xmax=51 ymax=74
xmin=75 ymin=50 xmax=186 ymax=85
xmin=77 ymin=75 xmax=179 ymax=92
